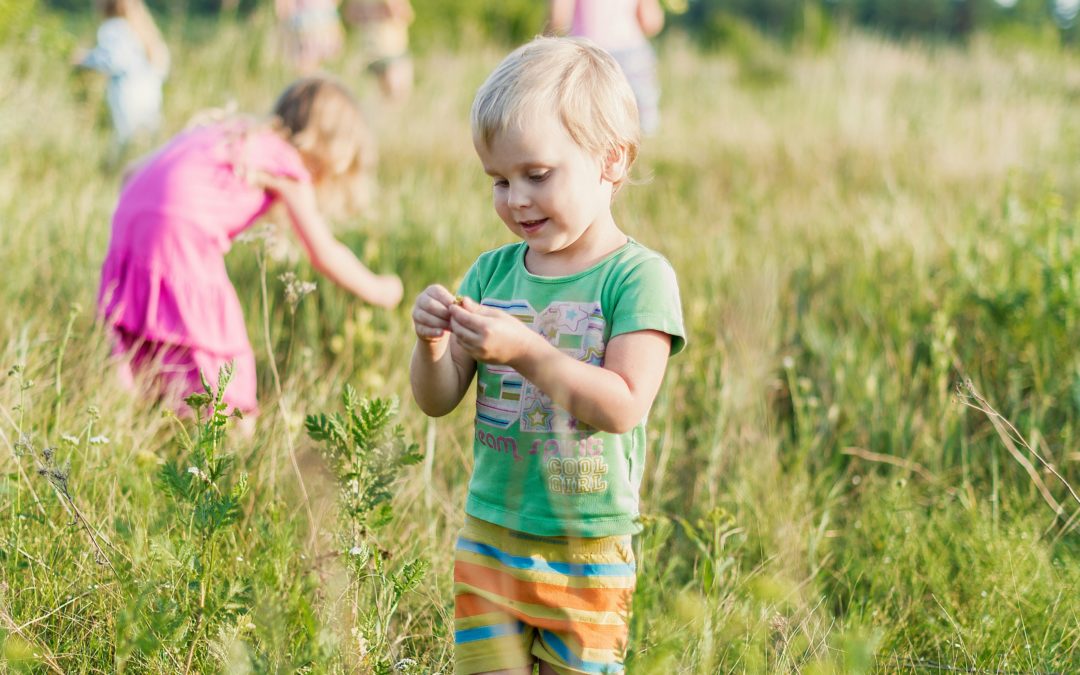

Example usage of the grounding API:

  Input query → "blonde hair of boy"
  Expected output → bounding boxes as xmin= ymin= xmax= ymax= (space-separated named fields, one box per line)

xmin=471 ymin=36 xmax=641 ymax=189
xmin=99 ymin=0 xmax=170 ymax=78
xmin=272 ymin=77 xmax=377 ymax=219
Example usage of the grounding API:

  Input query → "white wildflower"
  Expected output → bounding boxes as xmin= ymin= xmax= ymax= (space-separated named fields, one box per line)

xmin=89 ymin=435 xmax=110 ymax=445
xmin=280 ymin=271 xmax=317 ymax=311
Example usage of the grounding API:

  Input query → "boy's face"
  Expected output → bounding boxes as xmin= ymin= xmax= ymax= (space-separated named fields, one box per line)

xmin=475 ymin=111 xmax=622 ymax=266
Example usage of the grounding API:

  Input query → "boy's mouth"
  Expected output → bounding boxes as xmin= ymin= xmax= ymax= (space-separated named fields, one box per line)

xmin=518 ymin=218 xmax=548 ymax=233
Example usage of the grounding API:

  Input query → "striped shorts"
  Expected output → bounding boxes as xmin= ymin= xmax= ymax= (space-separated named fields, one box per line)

xmin=453 ymin=516 xmax=636 ymax=674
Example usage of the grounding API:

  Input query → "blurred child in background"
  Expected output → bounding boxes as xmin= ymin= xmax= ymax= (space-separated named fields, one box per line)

xmin=275 ymin=0 xmax=345 ymax=73
xmin=410 ymin=37 xmax=684 ymax=672
xmin=75 ymin=0 xmax=170 ymax=155
xmin=99 ymin=77 xmax=403 ymax=421
xmin=344 ymin=0 xmax=415 ymax=102
xmin=548 ymin=0 xmax=664 ymax=134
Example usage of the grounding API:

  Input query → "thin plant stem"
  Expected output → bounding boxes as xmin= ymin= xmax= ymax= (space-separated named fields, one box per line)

xmin=51 ymin=306 xmax=79 ymax=432
xmin=257 ymin=249 xmax=317 ymax=545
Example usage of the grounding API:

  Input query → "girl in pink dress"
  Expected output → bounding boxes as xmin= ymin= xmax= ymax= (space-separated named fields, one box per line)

xmin=98 ymin=76 xmax=403 ymax=417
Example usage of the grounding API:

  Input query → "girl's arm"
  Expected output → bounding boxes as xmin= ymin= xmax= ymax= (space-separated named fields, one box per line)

xmin=410 ymin=285 xmax=476 ymax=416
xmin=260 ymin=173 xmax=403 ymax=308
xmin=449 ymin=299 xmax=671 ymax=434
xmin=547 ymin=0 xmax=575 ymax=35
xmin=637 ymin=0 xmax=665 ymax=38
xmin=389 ymin=0 xmax=414 ymax=22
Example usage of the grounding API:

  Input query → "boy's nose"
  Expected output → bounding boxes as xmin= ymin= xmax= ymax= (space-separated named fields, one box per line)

xmin=507 ymin=184 xmax=530 ymax=209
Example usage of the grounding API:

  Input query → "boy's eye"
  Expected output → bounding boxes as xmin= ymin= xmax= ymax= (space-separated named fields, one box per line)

xmin=528 ymin=171 xmax=550 ymax=183
xmin=492 ymin=178 xmax=509 ymax=188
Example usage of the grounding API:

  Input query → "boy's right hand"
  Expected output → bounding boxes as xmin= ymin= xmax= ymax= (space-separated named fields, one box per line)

xmin=412 ymin=284 xmax=455 ymax=343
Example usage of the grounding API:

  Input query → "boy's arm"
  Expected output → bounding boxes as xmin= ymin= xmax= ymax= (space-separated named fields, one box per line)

xmin=518 ymin=330 xmax=671 ymax=434
xmin=449 ymin=300 xmax=671 ymax=434
xmin=410 ymin=335 xmax=476 ymax=417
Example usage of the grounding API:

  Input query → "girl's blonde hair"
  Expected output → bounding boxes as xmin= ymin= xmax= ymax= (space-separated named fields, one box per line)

xmin=99 ymin=0 xmax=170 ymax=78
xmin=471 ymin=36 xmax=641 ymax=188
xmin=272 ymin=77 xmax=377 ymax=218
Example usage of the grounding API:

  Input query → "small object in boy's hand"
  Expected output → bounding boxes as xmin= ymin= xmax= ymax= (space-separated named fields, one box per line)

xmin=454 ymin=294 xmax=465 ymax=306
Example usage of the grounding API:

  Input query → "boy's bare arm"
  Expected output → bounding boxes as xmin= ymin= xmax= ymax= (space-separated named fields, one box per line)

xmin=448 ymin=300 xmax=671 ymax=433
xmin=410 ymin=336 xmax=475 ymax=417
xmin=513 ymin=331 xmax=671 ymax=434
xmin=411 ymin=286 xmax=476 ymax=416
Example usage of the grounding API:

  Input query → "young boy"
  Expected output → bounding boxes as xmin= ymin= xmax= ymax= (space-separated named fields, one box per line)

xmin=410 ymin=36 xmax=685 ymax=674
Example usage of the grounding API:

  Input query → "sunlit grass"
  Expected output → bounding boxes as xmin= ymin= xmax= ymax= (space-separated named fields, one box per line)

xmin=2 ymin=7 xmax=1079 ymax=672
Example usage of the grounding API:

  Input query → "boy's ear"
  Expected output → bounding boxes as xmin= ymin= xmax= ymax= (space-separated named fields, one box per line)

xmin=601 ymin=145 xmax=629 ymax=184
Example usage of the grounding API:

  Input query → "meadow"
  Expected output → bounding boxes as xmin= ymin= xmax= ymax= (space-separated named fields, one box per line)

xmin=2 ymin=7 xmax=1080 ymax=673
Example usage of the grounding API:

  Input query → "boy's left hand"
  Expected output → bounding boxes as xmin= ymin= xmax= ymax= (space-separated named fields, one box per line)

xmin=449 ymin=297 xmax=542 ymax=366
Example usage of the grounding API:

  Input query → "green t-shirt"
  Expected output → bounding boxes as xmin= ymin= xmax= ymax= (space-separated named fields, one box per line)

xmin=458 ymin=239 xmax=686 ymax=537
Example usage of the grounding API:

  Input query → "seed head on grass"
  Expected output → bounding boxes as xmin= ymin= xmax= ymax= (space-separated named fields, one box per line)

xmin=279 ymin=271 xmax=317 ymax=313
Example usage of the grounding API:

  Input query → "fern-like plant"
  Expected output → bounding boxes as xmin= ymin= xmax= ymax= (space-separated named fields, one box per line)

xmin=305 ymin=386 xmax=428 ymax=672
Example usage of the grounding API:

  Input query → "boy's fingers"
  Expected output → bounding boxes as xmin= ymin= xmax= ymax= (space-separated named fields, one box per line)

xmin=449 ymin=304 xmax=483 ymax=329
xmin=416 ymin=325 xmax=446 ymax=339
xmin=450 ymin=316 xmax=480 ymax=344
xmin=418 ymin=297 xmax=451 ymax=319
xmin=459 ymin=297 xmax=502 ymax=318
xmin=415 ymin=315 xmax=449 ymax=331
xmin=428 ymin=284 xmax=456 ymax=305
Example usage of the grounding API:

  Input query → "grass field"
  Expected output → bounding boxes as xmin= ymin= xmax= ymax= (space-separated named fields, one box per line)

xmin=2 ymin=7 xmax=1080 ymax=673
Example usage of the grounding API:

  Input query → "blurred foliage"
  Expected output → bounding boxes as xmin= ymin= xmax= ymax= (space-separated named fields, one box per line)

xmin=39 ymin=0 xmax=1080 ymax=49
xmin=674 ymin=0 xmax=1079 ymax=48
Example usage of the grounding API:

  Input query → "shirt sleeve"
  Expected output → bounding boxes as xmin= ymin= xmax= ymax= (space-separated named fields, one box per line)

xmin=247 ymin=131 xmax=312 ymax=184
xmin=457 ymin=257 xmax=484 ymax=302
xmin=608 ymin=256 xmax=687 ymax=355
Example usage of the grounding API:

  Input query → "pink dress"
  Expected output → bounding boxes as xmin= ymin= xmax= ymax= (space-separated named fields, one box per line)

xmin=98 ymin=121 xmax=311 ymax=414
xmin=570 ymin=0 xmax=647 ymax=53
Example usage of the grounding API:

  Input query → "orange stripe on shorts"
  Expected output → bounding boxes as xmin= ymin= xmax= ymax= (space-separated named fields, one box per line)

xmin=456 ymin=560 xmax=631 ymax=614
xmin=455 ymin=582 xmax=630 ymax=651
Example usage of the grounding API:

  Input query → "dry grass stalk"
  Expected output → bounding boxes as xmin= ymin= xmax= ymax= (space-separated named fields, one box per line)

xmin=0 ymin=583 xmax=67 ymax=675
xmin=841 ymin=446 xmax=938 ymax=484
xmin=957 ymin=378 xmax=1080 ymax=537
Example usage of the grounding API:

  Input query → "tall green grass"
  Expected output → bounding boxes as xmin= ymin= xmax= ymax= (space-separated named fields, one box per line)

xmin=2 ymin=7 xmax=1079 ymax=672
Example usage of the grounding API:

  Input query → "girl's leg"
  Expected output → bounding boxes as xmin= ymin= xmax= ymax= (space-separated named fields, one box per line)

xmin=379 ymin=57 xmax=413 ymax=102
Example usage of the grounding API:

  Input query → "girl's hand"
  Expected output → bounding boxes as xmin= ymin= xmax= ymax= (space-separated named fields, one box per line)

xmin=373 ymin=274 xmax=404 ymax=308
xmin=412 ymin=284 xmax=455 ymax=343
xmin=449 ymin=297 xmax=542 ymax=365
